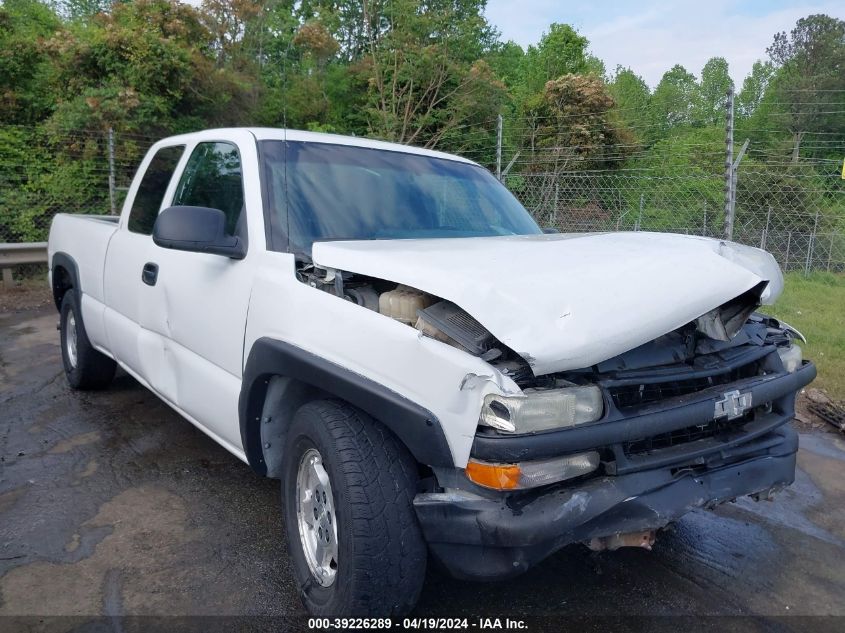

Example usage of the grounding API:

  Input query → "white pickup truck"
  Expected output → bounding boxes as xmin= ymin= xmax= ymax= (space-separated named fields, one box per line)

xmin=48 ymin=128 xmax=815 ymax=617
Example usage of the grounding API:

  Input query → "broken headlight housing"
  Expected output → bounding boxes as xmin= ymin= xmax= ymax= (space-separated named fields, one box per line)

xmin=479 ymin=385 xmax=604 ymax=434
xmin=777 ymin=343 xmax=803 ymax=373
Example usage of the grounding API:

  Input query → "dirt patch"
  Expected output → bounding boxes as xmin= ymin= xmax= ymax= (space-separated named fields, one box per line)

xmin=75 ymin=459 xmax=99 ymax=481
xmin=0 ymin=280 xmax=52 ymax=313
xmin=0 ymin=485 xmax=197 ymax=616
xmin=48 ymin=431 xmax=102 ymax=454
xmin=795 ymin=388 xmax=845 ymax=436
xmin=0 ymin=487 xmax=27 ymax=514
xmin=799 ymin=450 xmax=845 ymax=542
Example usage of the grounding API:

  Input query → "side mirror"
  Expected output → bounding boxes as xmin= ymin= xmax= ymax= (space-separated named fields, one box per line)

xmin=153 ymin=206 xmax=245 ymax=259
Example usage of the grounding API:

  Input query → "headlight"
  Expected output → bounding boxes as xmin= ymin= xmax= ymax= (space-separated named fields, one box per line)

xmin=466 ymin=452 xmax=601 ymax=490
xmin=479 ymin=385 xmax=603 ymax=434
xmin=777 ymin=344 xmax=803 ymax=373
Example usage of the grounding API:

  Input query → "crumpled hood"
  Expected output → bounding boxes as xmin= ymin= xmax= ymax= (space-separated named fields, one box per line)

xmin=312 ymin=232 xmax=784 ymax=375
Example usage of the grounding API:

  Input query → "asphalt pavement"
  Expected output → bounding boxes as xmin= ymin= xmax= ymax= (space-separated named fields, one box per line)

xmin=1 ymin=304 xmax=844 ymax=631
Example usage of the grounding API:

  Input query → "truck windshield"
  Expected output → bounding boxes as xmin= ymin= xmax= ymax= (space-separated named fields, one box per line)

xmin=259 ymin=140 xmax=541 ymax=253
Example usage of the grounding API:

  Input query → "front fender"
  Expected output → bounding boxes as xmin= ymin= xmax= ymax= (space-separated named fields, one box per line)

xmin=238 ymin=337 xmax=455 ymax=475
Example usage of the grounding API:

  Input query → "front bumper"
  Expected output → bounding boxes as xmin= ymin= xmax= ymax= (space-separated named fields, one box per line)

xmin=415 ymin=360 xmax=815 ymax=581
xmin=416 ymin=427 xmax=797 ymax=580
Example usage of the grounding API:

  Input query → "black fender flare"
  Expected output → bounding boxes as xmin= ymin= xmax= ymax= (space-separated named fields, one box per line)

xmin=50 ymin=251 xmax=82 ymax=311
xmin=238 ymin=337 xmax=455 ymax=475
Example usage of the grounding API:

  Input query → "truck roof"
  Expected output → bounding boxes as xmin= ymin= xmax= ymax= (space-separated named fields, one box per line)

xmin=156 ymin=127 xmax=478 ymax=166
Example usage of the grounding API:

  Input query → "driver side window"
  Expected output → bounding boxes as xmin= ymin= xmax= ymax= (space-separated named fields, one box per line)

xmin=172 ymin=142 xmax=245 ymax=236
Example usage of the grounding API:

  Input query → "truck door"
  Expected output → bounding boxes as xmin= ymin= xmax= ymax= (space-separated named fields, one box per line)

xmin=140 ymin=134 xmax=259 ymax=451
xmin=103 ymin=144 xmax=186 ymax=384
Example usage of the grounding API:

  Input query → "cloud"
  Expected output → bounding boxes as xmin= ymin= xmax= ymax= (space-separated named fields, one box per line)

xmin=485 ymin=0 xmax=845 ymax=88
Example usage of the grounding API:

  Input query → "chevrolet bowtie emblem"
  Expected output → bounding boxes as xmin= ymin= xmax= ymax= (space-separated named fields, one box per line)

xmin=714 ymin=390 xmax=753 ymax=420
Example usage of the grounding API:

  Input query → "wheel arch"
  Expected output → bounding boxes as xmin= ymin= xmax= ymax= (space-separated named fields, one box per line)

xmin=51 ymin=252 xmax=81 ymax=312
xmin=238 ymin=338 xmax=455 ymax=477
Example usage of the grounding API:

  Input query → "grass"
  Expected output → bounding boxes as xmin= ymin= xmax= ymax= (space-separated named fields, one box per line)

xmin=761 ymin=272 xmax=845 ymax=400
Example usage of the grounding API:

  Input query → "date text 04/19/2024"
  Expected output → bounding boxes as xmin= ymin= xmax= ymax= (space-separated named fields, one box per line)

xmin=307 ymin=617 xmax=528 ymax=630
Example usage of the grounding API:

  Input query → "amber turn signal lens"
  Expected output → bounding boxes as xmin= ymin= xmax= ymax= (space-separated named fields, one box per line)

xmin=465 ymin=460 xmax=521 ymax=490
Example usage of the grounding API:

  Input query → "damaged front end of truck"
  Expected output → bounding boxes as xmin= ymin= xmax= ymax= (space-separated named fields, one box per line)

xmin=303 ymin=232 xmax=815 ymax=580
xmin=414 ymin=309 xmax=814 ymax=579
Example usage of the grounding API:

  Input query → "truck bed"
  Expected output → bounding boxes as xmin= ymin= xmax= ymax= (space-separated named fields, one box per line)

xmin=48 ymin=213 xmax=120 ymax=308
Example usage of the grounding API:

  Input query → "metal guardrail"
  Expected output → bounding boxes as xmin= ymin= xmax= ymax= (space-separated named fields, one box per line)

xmin=0 ymin=242 xmax=48 ymax=289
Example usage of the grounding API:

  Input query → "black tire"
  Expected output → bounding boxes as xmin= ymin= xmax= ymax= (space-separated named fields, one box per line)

xmin=59 ymin=291 xmax=116 ymax=390
xmin=282 ymin=399 xmax=427 ymax=617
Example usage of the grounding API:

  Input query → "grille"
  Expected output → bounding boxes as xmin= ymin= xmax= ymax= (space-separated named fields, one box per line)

xmin=621 ymin=416 xmax=750 ymax=455
xmin=608 ymin=361 xmax=761 ymax=410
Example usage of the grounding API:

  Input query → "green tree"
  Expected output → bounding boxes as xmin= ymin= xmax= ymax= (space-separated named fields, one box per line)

xmin=520 ymin=23 xmax=592 ymax=95
xmin=487 ymin=40 xmax=526 ymax=91
xmin=735 ymin=60 xmax=779 ymax=150
xmin=650 ymin=64 xmax=699 ymax=137
xmin=696 ymin=57 xmax=732 ymax=126
xmin=359 ymin=0 xmax=505 ymax=148
xmin=766 ymin=14 xmax=845 ymax=162
xmin=633 ymin=126 xmax=725 ymax=232
xmin=200 ymin=0 xmax=266 ymax=68
xmin=237 ymin=0 xmax=368 ymax=132
xmin=44 ymin=0 xmax=254 ymax=135
xmin=520 ymin=74 xmax=630 ymax=170
xmin=299 ymin=0 xmax=377 ymax=61
xmin=608 ymin=66 xmax=651 ymax=140
xmin=0 ymin=0 xmax=61 ymax=125
xmin=53 ymin=0 xmax=112 ymax=21
xmin=736 ymin=60 xmax=774 ymax=119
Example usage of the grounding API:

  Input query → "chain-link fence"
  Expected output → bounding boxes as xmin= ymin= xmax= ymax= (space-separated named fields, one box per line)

xmin=503 ymin=165 xmax=845 ymax=273
xmin=732 ymin=165 xmax=844 ymax=272
xmin=0 ymin=125 xmax=155 ymax=243
xmin=1 ymin=121 xmax=843 ymax=273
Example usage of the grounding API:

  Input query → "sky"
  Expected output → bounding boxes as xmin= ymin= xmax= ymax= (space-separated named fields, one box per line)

xmin=485 ymin=0 xmax=845 ymax=88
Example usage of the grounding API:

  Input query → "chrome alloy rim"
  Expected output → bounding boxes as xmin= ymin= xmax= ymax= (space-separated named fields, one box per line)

xmin=66 ymin=312 xmax=78 ymax=368
xmin=295 ymin=448 xmax=338 ymax=586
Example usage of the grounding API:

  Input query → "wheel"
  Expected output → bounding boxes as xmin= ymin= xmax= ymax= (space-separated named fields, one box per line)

xmin=60 ymin=292 xmax=116 ymax=390
xmin=282 ymin=399 xmax=427 ymax=617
